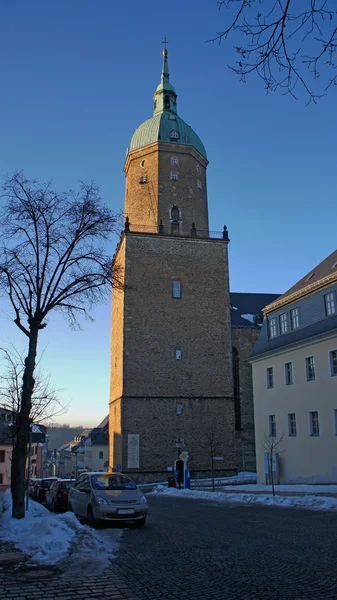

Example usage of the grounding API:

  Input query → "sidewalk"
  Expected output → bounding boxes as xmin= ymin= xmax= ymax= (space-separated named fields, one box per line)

xmin=219 ymin=483 xmax=337 ymax=498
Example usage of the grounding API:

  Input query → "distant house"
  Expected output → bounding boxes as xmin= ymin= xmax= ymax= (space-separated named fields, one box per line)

xmin=55 ymin=420 xmax=109 ymax=477
xmin=0 ymin=409 xmax=13 ymax=489
xmin=251 ymin=249 xmax=337 ymax=484
xmin=84 ymin=416 xmax=109 ymax=472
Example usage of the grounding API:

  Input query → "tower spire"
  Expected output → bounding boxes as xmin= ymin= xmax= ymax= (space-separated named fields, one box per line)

xmin=153 ymin=38 xmax=177 ymax=116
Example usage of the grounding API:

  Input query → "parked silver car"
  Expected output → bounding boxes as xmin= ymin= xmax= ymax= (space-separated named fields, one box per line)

xmin=68 ymin=471 xmax=148 ymax=527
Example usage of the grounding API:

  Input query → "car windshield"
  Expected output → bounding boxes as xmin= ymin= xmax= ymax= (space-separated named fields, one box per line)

xmin=91 ymin=474 xmax=137 ymax=491
xmin=61 ymin=481 xmax=75 ymax=489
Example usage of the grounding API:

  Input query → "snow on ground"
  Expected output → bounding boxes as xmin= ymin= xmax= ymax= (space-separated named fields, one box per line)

xmin=223 ymin=483 xmax=337 ymax=494
xmin=141 ymin=472 xmax=257 ymax=489
xmin=150 ymin=485 xmax=337 ymax=511
xmin=0 ymin=491 xmax=120 ymax=570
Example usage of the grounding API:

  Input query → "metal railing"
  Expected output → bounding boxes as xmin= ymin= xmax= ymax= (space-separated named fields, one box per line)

xmin=123 ymin=218 xmax=229 ymax=241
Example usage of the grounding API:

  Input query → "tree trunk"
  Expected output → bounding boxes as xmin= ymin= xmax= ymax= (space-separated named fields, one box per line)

xmin=11 ymin=328 xmax=39 ymax=519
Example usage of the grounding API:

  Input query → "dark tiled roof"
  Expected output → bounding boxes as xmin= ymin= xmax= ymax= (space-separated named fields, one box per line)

xmin=250 ymin=315 xmax=337 ymax=359
xmin=230 ymin=293 xmax=280 ymax=328
xmin=90 ymin=430 xmax=108 ymax=446
xmin=97 ymin=415 xmax=109 ymax=429
xmin=276 ymin=249 xmax=337 ymax=303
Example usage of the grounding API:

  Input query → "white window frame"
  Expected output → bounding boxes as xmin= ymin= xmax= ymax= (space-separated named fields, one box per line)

xmin=329 ymin=349 xmax=337 ymax=377
xmin=325 ymin=291 xmax=336 ymax=316
xmin=172 ymin=281 xmax=181 ymax=299
xmin=285 ymin=361 xmax=293 ymax=385
xmin=279 ymin=312 xmax=288 ymax=334
xmin=287 ymin=413 xmax=297 ymax=437
xmin=171 ymin=172 xmax=178 ymax=181
xmin=266 ymin=367 xmax=274 ymax=389
xmin=175 ymin=349 xmax=182 ymax=360
xmin=268 ymin=317 xmax=277 ymax=339
xmin=269 ymin=414 xmax=276 ymax=437
xmin=290 ymin=307 xmax=300 ymax=330
xmin=305 ymin=356 xmax=316 ymax=382
xmin=171 ymin=156 xmax=179 ymax=165
xmin=309 ymin=410 xmax=320 ymax=436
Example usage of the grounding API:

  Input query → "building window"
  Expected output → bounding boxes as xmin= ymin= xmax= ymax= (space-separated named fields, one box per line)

xmin=197 ymin=179 xmax=202 ymax=190
xmin=176 ymin=403 xmax=183 ymax=415
xmin=330 ymin=350 xmax=337 ymax=376
xmin=268 ymin=317 xmax=277 ymax=339
xmin=140 ymin=159 xmax=145 ymax=167
xmin=325 ymin=292 xmax=336 ymax=316
xmin=175 ymin=349 xmax=182 ymax=360
xmin=0 ymin=474 xmax=3 ymax=484
xmin=139 ymin=176 xmax=147 ymax=184
xmin=288 ymin=413 xmax=297 ymax=436
xmin=266 ymin=367 xmax=274 ymax=389
xmin=0 ymin=450 xmax=4 ymax=463
xmin=290 ymin=307 xmax=300 ymax=329
xmin=172 ymin=281 xmax=181 ymax=299
xmin=279 ymin=313 xmax=288 ymax=334
xmin=170 ymin=130 xmax=179 ymax=139
xmin=171 ymin=205 xmax=180 ymax=220
xmin=196 ymin=164 xmax=201 ymax=174
xmin=99 ymin=451 xmax=104 ymax=459
xmin=269 ymin=415 xmax=276 ymax=437
xmin=171 ymin=156 xmax=179 ymax=165
xmin=171 ymin=172 xmax=178 ymax=181
xmin=309 ymin=411 xmax=320 ymax=436
xmin=306 ymin=356 xmax=316 ymax=381
xmin=285 ymin=362 xmax=293 ymax=385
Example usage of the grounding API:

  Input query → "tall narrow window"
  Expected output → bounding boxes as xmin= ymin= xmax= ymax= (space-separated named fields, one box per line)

xmin=290 ymin=307 xmax=300 ymax=329
xmin=269 ymin=415 xmax=276 ymax=437
xmin=176 ymin=403 xmax=183 ymax=415
xmin=171 ymin=206 xmax=180 ymax=220
xmin=309 ymin=411 xmax=320 ymax=436
xmin=330 ymin=350 xmax=337 ymax=376
xmin=172 ymin=281 xmax=181 ymax=299
xmin=268 ymin=317 xmax=277 ymax=339
xmin=306 ymin=356 xmax=316 ymax=381
xmin=288 ymin=413 xmax=297 ymax=436
xmin=325 ymin=292 xmax=336 ymax=316
xmin=175 ymin=349 xmax=182 ymax=360
xmin=171 ymin=172 xmax=178 ymax=181
xmin=279 ymin=313 xmax=288 ymax=334
xmin=266 ymin=367 xmax=274 ymax=389
xmin=171 ymin=156 xmax=179 ymax=165
xmin=285 ymin=362 xmax=293 ymax=385
xmin=197 ymin=179 xmax=202 ymax=190
xmin=99 ymin=451 xmax=104 ymax=459
xmin=0 ymin=450 xmax=5 ymax=462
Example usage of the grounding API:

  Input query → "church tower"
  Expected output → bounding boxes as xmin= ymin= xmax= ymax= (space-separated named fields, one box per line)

xmin=109 ymin=45 xmax=236 ymax=480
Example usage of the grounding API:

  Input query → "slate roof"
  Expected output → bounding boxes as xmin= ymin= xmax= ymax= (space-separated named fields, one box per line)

xmin=273 ymin=249 xmax=337 ymax=305
xmin=230 ymin=292 xmax=280 ymax=328
xmin=250 ymin=314 xmax=337 ymax=359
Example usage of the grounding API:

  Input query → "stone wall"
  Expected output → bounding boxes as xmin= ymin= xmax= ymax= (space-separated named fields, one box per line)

xmin=231 ymin=327 xmax=260 ymax=472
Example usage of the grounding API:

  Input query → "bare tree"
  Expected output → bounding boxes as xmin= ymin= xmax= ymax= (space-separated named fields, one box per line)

xmin=262 ymin=433 xmax=284 ymax=496
xmin=210 ymin=0 xmax=337 ymax=103
xmin=202 ymin=419 xmax=225 ymax=491
xmin=0 ymin=171 xmax=121 ymax=518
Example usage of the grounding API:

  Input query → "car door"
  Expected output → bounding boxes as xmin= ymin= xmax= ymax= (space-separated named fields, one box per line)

xmin=70 ymin=475 xmax=86 ymax=516
xmin=78 ymin=475 xmax=91 ymax=517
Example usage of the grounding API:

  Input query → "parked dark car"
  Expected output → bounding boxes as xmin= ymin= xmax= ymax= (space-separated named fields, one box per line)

xmin=45 ymin=479 xmax=76 ymax=511
xmin=36 ymin=477 xmax=59 ymax=503
xmin=29 ymin=479 xmax=41 ymax=498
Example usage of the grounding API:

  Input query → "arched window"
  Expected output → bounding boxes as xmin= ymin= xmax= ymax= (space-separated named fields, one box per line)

xmin=172 ymin=281 xmax=181 ymax=299
xmin=164 ymin=95 xmax=170 ymax=110
xmin=171 ymin=172 xmax=178 ymax=181
xmin=171 ymin=156 xmax=179 ymax=165
xmin=170 ymin=130 xmax=179 ymax=139
xmin=171 ymin=205 xmax=180 ymax=220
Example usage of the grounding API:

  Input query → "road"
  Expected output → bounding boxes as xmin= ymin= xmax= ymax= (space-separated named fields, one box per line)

xmin=2 ymin=494 xmax=337 ymax=599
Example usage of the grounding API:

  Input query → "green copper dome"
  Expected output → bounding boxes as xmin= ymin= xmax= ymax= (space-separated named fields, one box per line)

xmin=128 ymin=46 xmax=207 ymax=160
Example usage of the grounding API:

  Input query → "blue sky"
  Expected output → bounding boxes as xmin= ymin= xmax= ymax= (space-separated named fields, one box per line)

xmin=1 ymin=1 xmax=336 ymax=427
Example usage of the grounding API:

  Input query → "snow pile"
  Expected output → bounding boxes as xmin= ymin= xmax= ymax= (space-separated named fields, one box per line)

xmin=223 ymin=483 xmax=337 ymax=494
xmin=0 ymin=491 xmax=119 ymax=568
xmin=150 ymin=485 xmax=337 ymax=512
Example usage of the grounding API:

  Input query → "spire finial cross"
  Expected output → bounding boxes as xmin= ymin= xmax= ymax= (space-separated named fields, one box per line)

xmin=162 ymin=36 xmax=168 ymax=52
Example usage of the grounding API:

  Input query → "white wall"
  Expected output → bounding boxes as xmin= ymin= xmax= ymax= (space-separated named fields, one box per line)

xmin=253 ymin=335 xmax=337 ymax=483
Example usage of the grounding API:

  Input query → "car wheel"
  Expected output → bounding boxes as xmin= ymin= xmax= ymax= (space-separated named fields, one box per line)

xmin=87 ymin=506 xmax=96 ymax=527
xmin=134 ymin=517 xmax=146 ymax=528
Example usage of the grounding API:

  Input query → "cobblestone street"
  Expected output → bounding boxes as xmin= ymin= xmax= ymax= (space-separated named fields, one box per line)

xmin=1 ymin=495 xmax=337 ymax=599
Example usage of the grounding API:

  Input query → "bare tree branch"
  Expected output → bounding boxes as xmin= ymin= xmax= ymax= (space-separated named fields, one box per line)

xmin=209 ymin=0 xmax=337 ymax=103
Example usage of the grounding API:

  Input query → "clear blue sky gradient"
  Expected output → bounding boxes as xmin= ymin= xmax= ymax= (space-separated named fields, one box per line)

xmin=1 ymin=1 xmax=336 ymax=426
